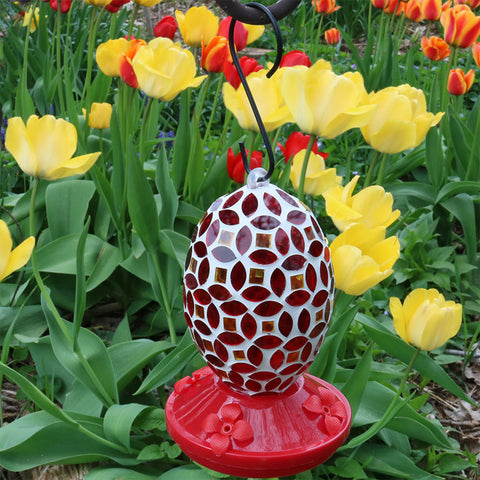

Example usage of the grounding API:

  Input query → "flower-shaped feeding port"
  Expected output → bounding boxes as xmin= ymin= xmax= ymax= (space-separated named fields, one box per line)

xmin=166 ymin=170 xmax=352 ymax=478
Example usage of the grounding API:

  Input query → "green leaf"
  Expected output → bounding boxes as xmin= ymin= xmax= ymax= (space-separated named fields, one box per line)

xmin=425 ymin=127 xmax=445 ymax=191
xmin=85 ymin=242 xmax=123 ymax=291
xmin=108 ymin=339 xmax=173 ymax=390
xmin=172 ymin=91 xmax=191 ymax=191
xmin=435 ymin=180 xmax=480 ymax=204
xmin=135 ymin=334 xmax=197 ymax=394
xmin=137 ymin=444 xmax=165 ymax=461
xmin=0 ymin=306 xmax=46 ymax=345
xmin=159 ymin=465 xmax=217 ymax=480
xmin=161 ymin=441 xmax=182 ymax=459
xmin=42 ymin=295 xmax=119 ymax=406
xmin=159 ymin=230 xmax=190 ymax=268
xmin=85 ymin=467 xmax=159 ymax=480
xmin=45 ymin=180 xmax=95 ymax=239
xmin=156 ymin=146 xmax=179 ymax=230
xmin=358 ymin=314 xmax=474 ymax=405
xmin=104 ymin=404 xmax=152 ymax=451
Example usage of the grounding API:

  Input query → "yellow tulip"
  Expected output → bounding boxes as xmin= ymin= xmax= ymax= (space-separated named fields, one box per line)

xmin=5 ymin=115 xmax=101 ymax=181
xmin=323 ymin=175 xmax=400 ymax=231
xmin=281 ymin=59 xmax=377 ymax=139
xmin=330 ymin=223 xmax=400 ymax=295
xmin=83 ymin=0 xmax=112 ymax=6
xmin=175 ymin=6 xmax=219 ymax=48
xmin=0 ymin=220 xmax=35 ymax=282
xmin=132 ymin=0 xmax=162 ymax=6
xmin=22 ymin=6 xmax=39 ymax=33
xmin=132 ymin=37 xmax=206 ymax=101
xmin=290 ymin=149 xmax=341 ymax=196
xmin=245 ymin=24 xmax=265 ymax=45
xmin=223 ymin=69 xmax=293 ymax=132
xmin=83 ymin=103 xmax=112 ymax=129
xmin=96 ymin=38 xmax=129 ymax=77
xmin=390 ymin=289 xmax=462 ymax=351
xmin=360 ymin=85 xmax=444 ymax=154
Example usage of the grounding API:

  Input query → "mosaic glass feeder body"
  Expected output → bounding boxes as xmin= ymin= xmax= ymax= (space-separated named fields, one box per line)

xmin=167 ymin=171 xmax=351 ymax=478
xmin=183 ymin=175 xmax=334 ymax=394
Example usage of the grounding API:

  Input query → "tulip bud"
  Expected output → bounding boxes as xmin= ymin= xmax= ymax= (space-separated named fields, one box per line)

xmin=105 ymin=0 xmax=129 ymax=12
xmin=227 ymin=148 xmax=263 ymax=183
xmin=279 ymin=50 xmax=312 ymax=67
xmin=404 ymin=0 xmax=425 ymax=21
xmin=224 ymin=56 xmax=263 ymax=89
xmin=201 ymin=36 xmax=229 ymax=73
xmin=421 ymin=36 xmax=451 ymax=60
xmin=278 ymin=131 xmax=321 ymax=163
xmin=371 ymin=0 xmax=390 ymax=8
xmin=441 ymin=4 xmax=480 ymax=48
xmin=217 ymin=17 xmax=249 ymax=51
xmin=421 ymin=0 xmax=444 ymax=20
xmin=324 ymin=28 xmax=341 ymax=45
xmin=390 ymin=289 xmax=462 ymax=351
xmin=49 ymin=0 xmax=72 ymax=13
xmin=312 ymin=0 xmax=340 ymax=14
xmin=447 ymin=68 xmax=475 ymax=95
xmin=84 ymin=103 xmax=112 ymax=129
xmin=154 ymin=16 xmax=178 ymax=39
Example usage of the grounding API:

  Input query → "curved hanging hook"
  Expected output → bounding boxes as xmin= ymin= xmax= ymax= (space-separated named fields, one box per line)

xmin=228 ymin=2 xmax=283 ymax=183
xmin=216 ymin=0 xmax=301 ymax=24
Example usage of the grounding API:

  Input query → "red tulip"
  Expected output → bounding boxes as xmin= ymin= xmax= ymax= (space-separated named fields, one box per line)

xmin=454 ymin=0 xmax=480 ymax=9
xmin=278 ymin=131 xmax=329 ymax=164
xmin=106 ymin=0 xmax=129 ymax=13
xmin=224 ymin=56 xmax=263 ymax=89
xmin=312 ymin=0 xmax=340 ymax=14
xmin=422 ymin=0 xmax=449 ymax=20
xmin=371 ymin=0 xmax=390 ymax=8
xmin=441 ymin=4 xmax=480 ymax=48
xmin=153 ymin=16 xmax=178 ymax=39
xmin=279 ymin=50 xmax=312 ymax=67
xmin=201 ymin=36 xmax=229 ymax=73
xmin=421 ymin=36 xmax=451 ymax=60
xmin=447 ymin=68 xmax=475 ymax=94
xmin=227 ymin=148 xmax=263 ymax=183
xmin=217 ymin=17 xmax=249 ymax=51
xmin=324 ymin=27 xmax=341 ymax=44
xmin=49 ymin=0 xmax=71 ymax=13
xmin=384 ymin=0 xmax=405 ymax=15
xmin=405 ymin=0 xmax=425 ymax=21
xmin=472 ymin=41 xmax=480 ymax=66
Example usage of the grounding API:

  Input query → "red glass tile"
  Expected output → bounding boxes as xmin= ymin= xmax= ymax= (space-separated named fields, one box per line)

xmin=304 ymin=226 xmax=315 ymax=240
xmin=287 ymin=210 xmax=306 ymax=225
xmin=279 ymin=363 xmax=303 ymax=375
xmin=325 ymin=298 xmax=332 ymax=320
xmin=291 ymin=226 xmax=305 ymax=253
xmin=247 ymin=345 xmax=264 ymax=366
xmin=208 ymin=284 xmax=232 ymax=301
xmin=205 ymin=353 xmax=225 ymax=368
xmin=185 ymin=273 xmax=198 ymax=290
xmin=301 ymin=342 xmax=313 ymax=362
xmin=250 ymin=371 xmax=277 ymax=381
xmin=207 ymin=304 xmax=220 ymax=329
xmin=184 ymin=312 xmax=193 ymax=328
xmin=265 ymin=377 xmax=282 ymax=391
xmin=223 ymin=190 xmax=243 ymax=208
xmin=198 ymin=259 xmax=210 ymax=285
xmin=194 ymin=320 xmax=212 ymax=336
xmin=321 ymin=261 xmax=329 ymax=286
xmin=218 ymin=331 xmax=244 ymax=347
xmin=249 ymin=249 xmax=278 ymax=265
xmin=186 ymin=291 xmax=194 ymax=315
xmin=245 ymin=380 xmax=262 ymax=392
xmin=275 ymin=228 xmax=290 ymax=255
xmin=285 ymin=289 xmax=310 ymax=306
xmin=253 ymin=301 xmax=283 ymax=317
xmin=270 ymin=350 xmax=285 ymax=369
xmin=282 ymin=255 xmax=306 ymax=271
xmin=212 ymin=246 xmax=236 ymax=263
xmin=242 ymin=193 xmax=258 ymax=217
xmin=284 ymin=336 xmax=308 ymax=351
xmin=254 ymin=335 xmax=283 ymax=349
xmin=308 ymin=240 xmax=324 ymax=257
xmin=242 ymin=286 xmax=271 ymax=302
xmin=193 ymin=330 xmax=205 ymax=352
xmin=325 ymin=245 xmax=331 ymax=262
xmin=309 ymin=321 xmax=327 ymax=338
xmin=228 ymin=370 xmax=245 ymax=387
xmin=298 ymin=309 xmax=311 ymax=334
xmin=206 ymin=219 xmax=220 ymax=246
xmin=236 ymin=225 xmax=252 ymax=255
xmin=278 ymin=311 xmax=293 ymax=336
xmin=263 ymin=192 xmax=282 ymax=215
xmin=251 ymin=215 xmax=280 ymax=230
xmin=219 ymin=209 xmax=240 ymax=225
xmin=240 ymin=313 xmax=257 ymax=339
xmin=194 ymin=241 xmax=207 ymax=257
xmin=231 ymin=262 xmax=247 ymax=290
xmin=312 ymin=289 xmax=328 ymax=307
xmin=278 ymin=377 xmax=294 ymax=391
xmin=221 ymin=300 xmax=248 ymax=316
xmin=199 ymin=212 xmax=213 ymax=236
xmin=311 ymin=217 xmax=323 ymax=236
xmin=305 ymin=264 xmax=317 ymax=291
xmin=276 ymin=189 xmax=298 ymax=207
xmin=231 ymin=363 xmax=256 ymax=373
xmin=194 ymin=288 xmax=212 ymax=305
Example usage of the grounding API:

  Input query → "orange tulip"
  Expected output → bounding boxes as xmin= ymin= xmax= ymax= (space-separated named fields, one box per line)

xmin=371 ymin=0 xmax=390 ymax=8
xmin=421 ymin=36 xmax=451 ymax=60
xmin=312 ymin=0 xmax=340 ymax=14
xmin=324 ymin=27 xmax=341 ymax=44
xmin=447 ymin=68 xmax=475 ymax=94
xmin=441 ymin=4 xmax=480 ymax=48
xmin=422 ymin=0 xmax=449 ymax=20
xmin=454 ymin=0 xmax=480 ymax=9
xmin=201 ymin=36 xmax=229 ymax=73
xmin=472 ymin=41 xmax=480 ymax=66
xmin=384 ymin=0 xmax=405 ymax=15
xmin=405 ymin=0 xmax=425 ymax=21
xmin=119 ymin=38 xmax=147 ymax=88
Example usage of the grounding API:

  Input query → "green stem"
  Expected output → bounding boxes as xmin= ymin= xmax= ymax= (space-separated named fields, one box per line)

xmin=195 ymin=73 xmax=212 ymax=125
xmin=297 ymin=134 xmax=316 ymax=202
xmin=128 ymin=3 xmax=141 ymax=39
xmin=55 ymin=5 xmax=66 ymax=115
xmin=465 ymin=97 xmax=480 ymax=181
xmin=313 ymin=15 xmax=324 ymax=60
xmin=204 ymin=74 xmax=223 ymax=142
xmin=139 ymin=97 xmax=154 ymax=162
xmin=364 ymin=150 xmax=381 ymax=187
xmin=376 ymin=152 xmax=388 ymax=185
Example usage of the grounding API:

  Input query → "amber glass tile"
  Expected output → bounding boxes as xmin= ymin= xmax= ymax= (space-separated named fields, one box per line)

xmin=219 ymin=230 xmax=234 ymax=246
xmin=233 ymin=350 xmax=246 ymax=360
xmin=217 ymin=369 xmax=229 ymax=378
xmin=304 ymin=226 xmax=315 ymax=240
xmin=290 ymin=274 xmax=304 ymax=290
xmin=223 ymin=317 xmax=237 ymax=331
xmin=190 ymin=258 xmax=198 ymax=273
xmin=195 ymin=304 xmax=204 ymax=319
xmin=262 ymin=320 xmax=275 ymax=333
xmin=249 ymin=268 xmax=265 ymax=284
xmin=315 ymin=310 xmax=324 ymax=322
xmin=256 ymin=233 xmax=272 ymax=248
xmin=287 ymin=351 xmax=300 ymax=363
xmin=215 ymin=267 xmax=227 ymax=284
xmin=204 ymin=340 xmax=214 ymax=352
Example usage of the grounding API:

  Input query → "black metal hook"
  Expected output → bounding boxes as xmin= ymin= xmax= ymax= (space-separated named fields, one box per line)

xmin=216 ymin=0 xmax=301 ymax=25
xmin=228 ymin=2 xmax=283 ymax=183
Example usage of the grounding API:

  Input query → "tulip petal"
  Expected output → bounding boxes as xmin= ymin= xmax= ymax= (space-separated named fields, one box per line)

xmin=46 ymin=153 xmax=101 ymax=180
xmin=390 ymin=296 xmax=408 ymax=343
xmin=0 ymin=221 xmax=13 ymax=278
xmin=1 ymin=236 xmax=35 ymax=281
xmin=5 ymin=117 xmax=39 ymax=177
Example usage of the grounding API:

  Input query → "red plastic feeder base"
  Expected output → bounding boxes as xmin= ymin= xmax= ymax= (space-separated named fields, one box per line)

xmin=166 ymin=367 xmax=352 ymax=478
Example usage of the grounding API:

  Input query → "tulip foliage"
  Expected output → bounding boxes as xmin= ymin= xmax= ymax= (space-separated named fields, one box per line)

xmin=0 ymin=1 xmax=478 ymax=479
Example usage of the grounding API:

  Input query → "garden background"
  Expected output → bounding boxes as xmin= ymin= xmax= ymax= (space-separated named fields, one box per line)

xmin=0 ymin=0 xmax=479 ymax=479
